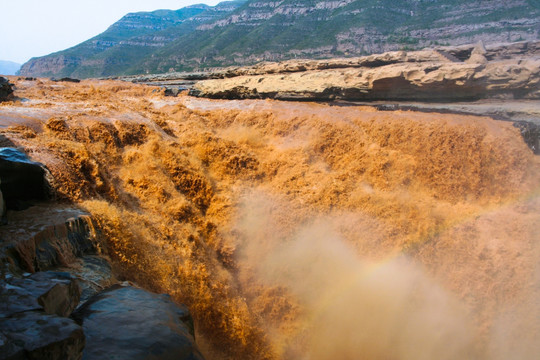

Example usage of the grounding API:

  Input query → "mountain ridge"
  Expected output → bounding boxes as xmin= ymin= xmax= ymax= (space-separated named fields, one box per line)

xmin=0 ymin=60 xmax=21 ymax=76
xmin=19 ymin=0 xmax=540 ymax=78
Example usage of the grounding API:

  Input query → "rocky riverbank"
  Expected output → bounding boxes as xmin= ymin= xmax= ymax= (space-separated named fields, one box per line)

xmin=120 ymin=41 xmax=540 ymax=154
xmin=121 ymin=41 xmax=539 ymax=102
xmin=187 ymin=41 xmax=540 ymax=102
xmin=0 ymin=148 xmax=204 ymax=360
xmin=120 ymin=41 xmax=540 ymax=129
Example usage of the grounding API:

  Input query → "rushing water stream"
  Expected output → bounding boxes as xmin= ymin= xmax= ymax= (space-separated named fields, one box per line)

xmin=1 ymin=79 xmax=539 ymax=359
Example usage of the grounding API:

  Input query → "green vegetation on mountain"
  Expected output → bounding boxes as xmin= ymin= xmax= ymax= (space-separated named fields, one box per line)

xmin=19 ymin=0 xmax=540 ymax=78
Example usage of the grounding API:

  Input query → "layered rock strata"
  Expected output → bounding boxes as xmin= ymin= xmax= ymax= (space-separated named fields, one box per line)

xmin=189 ymin=42 xmax=540 ymax=102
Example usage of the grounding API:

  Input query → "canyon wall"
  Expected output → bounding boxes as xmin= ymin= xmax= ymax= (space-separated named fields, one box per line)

xmin=20 ymin=0 xmax=540 ymax=77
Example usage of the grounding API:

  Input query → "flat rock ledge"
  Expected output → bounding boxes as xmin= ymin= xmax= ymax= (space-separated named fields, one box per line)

xmin=187 ymin=41 xmax=540 ymax=102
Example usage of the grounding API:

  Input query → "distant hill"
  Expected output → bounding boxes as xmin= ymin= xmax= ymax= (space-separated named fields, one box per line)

xmin=20 ymin=0 xmax=540 ymax=78
xmin=0 ymin=60 xmax=21 ymax=76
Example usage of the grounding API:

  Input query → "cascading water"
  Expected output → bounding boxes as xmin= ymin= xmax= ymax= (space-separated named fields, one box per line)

xmin=2 ymin=79 xmax=539 ymax=359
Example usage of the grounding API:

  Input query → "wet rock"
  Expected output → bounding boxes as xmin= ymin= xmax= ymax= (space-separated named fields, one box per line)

xmin=73 ymin=285 xmax=204 ymax=360
xmin=0 ymin=270 xmax=84 ymax=359
xmin=0 ymin=77 xmax=13 ymax=102
xmin=6 ymin=215 xmax=98 ymax=273
xmin=0 ymin=148 xmax=51 ymax=210
xmin=164 ymin=87 xmax=181 ymax=97
xmin=0 ymin=271 xmax=80 ymax=317
xmin=0 ymin=311 xmax=85 ymax=360
xmin=59 ymin=255 xmax=117 ymax=304
xmin=29 ymin=272 xmax=81 ymax=317
xmin=513 ymin=121 xmax=540 ymax=155
xmin=51 ymin=77 xmax=81 ymax=83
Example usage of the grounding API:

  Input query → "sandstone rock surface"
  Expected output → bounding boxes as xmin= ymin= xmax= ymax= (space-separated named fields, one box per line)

xmin=189 ymin=41 xmax=540 ymax=102
xmin=59 ymin=255 xmax=117 ymax=304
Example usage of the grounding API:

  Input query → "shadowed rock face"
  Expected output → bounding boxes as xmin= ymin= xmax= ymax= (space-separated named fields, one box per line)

xmin=0 ymin=77 xmax=13 ymax=101
xmin=0 ymin=271 xmax=85 ymax=360
xmin=1 ymin=271 xmax=81 ymax=317
xmin=0 ymin=148 xmax=51 ymax=210
xmin=72 ymin=285 xmax=204 ymax=360
xmin=0 ymin=311 xmax=85 ymax=360
xmin=513 ymin=121 xmax=540 ymax=154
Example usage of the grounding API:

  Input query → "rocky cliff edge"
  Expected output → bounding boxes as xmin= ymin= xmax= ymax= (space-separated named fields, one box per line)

xmin=187 ymin=41 xmax=540 ymax=102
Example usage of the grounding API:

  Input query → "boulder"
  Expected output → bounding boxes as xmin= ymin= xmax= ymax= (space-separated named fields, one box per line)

xmin=0 ymin=148 xmax=51 ymax=210
xmin=51 ymin=77 xmax=81 ymax=83
xmin=164 ymin=87 xmax=181 ymax=97
xmin=0 ymin=77 xmax=13 ymax=101
xmin=0 ymin=311 xmax=85 ymax=360
xmin=29 ymin=271 xmax=81 ymax=317
xmin=72 ymin=285 xmax=204 ymax=360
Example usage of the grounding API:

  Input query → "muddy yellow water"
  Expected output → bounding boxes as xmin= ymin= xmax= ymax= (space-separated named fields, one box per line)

xmin=1 ymin=78 xmax=539 ymax=359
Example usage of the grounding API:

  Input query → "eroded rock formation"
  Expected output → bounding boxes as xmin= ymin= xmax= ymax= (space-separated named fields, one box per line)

xmin=189 ymin=41 xmax=540 ymax=101
xmin=19 ymin=1 xmax=540 ymax=77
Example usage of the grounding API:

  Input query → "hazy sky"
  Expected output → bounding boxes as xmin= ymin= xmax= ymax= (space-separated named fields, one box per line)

xmin=0 ymin=0 xmax=222 ymax=64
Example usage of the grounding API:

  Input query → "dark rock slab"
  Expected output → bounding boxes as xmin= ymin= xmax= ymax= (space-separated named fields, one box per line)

xmin=0 ymin=147 xmax=51 ymax=210
xmin=0 ymin=272 xmax=83 ymax=360
xmin=164 ymin=87 xmax=182 ymax=97
xmin=51 ymin=77 xmax=81 ymax=83
xmin=514 ymin=121 xmax=540 ymax=155
xmin=0 ymin=311 xmax=85 ymax=360
xmin=0 ymin=77 xmax=13 ymax=102
xmin=0 ymin=206 xmax=98 ymax=273
xmin=0 ymin=271 xmax=80 ymax=317
xmin=73 ymin=285 xmax=204 ymax=360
